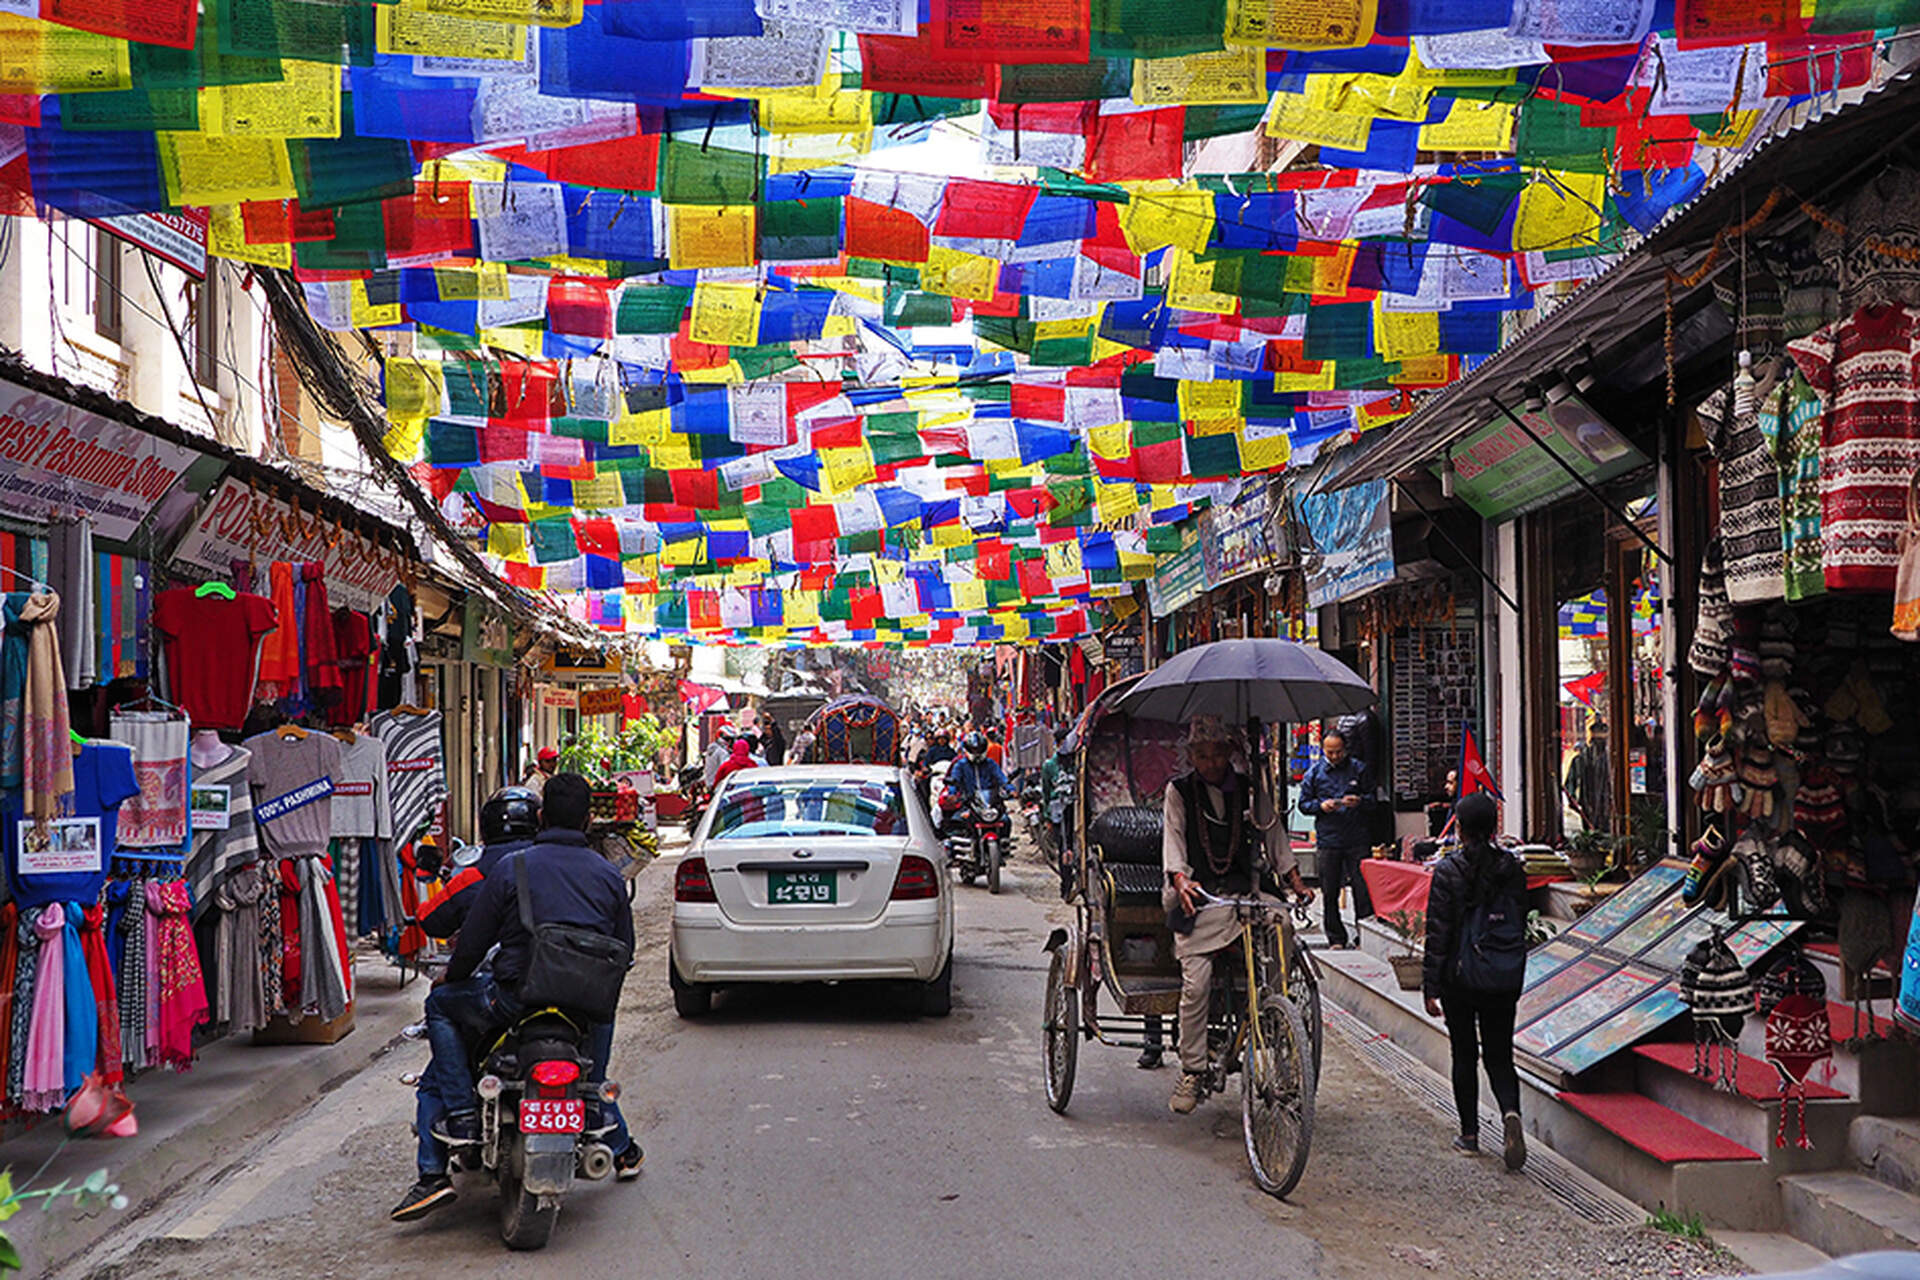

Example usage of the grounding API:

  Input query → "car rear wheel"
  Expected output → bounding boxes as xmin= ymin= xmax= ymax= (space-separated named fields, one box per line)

xmin=920 ymin=949 xmax=953 ymax=1017
xmin=668 ymin=951 xmax=711 ymax=1018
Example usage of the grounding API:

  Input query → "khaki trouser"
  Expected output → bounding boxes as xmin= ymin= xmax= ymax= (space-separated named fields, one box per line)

xmin=1169 ymin=898 xmax=1280 ymax=1075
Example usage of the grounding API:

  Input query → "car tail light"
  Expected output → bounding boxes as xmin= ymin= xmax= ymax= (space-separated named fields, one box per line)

xmin=891 ymin=855 xmax=939 ymax=901
xmin=675 ymin=856 xmax=717 ymax=903
xmin=530 ymin=1059 xmax=581 ymax=1098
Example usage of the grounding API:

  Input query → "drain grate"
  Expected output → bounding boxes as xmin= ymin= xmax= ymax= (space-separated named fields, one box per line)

xmin=1324 ymin=1002 xmax=1640 ymax=1226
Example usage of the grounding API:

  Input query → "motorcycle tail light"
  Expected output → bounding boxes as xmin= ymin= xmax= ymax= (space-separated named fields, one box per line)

xmin=891 ymin=854 xmax=939 ymax=901
xmin=530 ymin=1060 xmax=581 ymax=1087
xmin=476 ymin=1074 xmax=504 ymax=1100
xmin=675 ymin=856 xmax=718 ymax=903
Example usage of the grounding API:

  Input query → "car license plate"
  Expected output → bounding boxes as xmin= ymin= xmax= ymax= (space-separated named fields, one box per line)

xmin=768 ymin=870 xmax=836 ymax=904
xmin=519 ymin=1098 xmax=585 ymax=1134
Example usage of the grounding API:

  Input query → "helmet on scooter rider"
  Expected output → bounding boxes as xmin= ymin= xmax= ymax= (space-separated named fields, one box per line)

xmin=961 ymin=731 xmax=989 ymax=760
xmin=480 ymin=786 xmax=542 ymax=844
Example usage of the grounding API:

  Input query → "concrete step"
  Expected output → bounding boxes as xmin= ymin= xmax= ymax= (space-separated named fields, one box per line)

xmin=1630 ymin=1042 xmax=1856 ymax=1168
xmin=1713 ymin=1231 xmax=1830 ymax=1275
xmin=1780 ymin=1170 xmax=1920 ymax=1258
xmin=1852 ymin=1115 xmax=1920 ymax=1196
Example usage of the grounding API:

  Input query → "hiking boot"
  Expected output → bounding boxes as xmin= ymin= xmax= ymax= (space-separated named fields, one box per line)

xmin=1502 ymin=1112 xmax=1527 ymax=1171
xmin=391 ymin=1175 xmax=455 ymax=1222
xmin=1168 ymin=1073 xmax=1203 ymax=1114
xmin=1452 ymin=1133 xmax=1479 ymax=1155
xmin=616 ymin=1142 xmax=645 ymax=1181
xmin=1136 ymin=1047 xmax=1164 ymax=1070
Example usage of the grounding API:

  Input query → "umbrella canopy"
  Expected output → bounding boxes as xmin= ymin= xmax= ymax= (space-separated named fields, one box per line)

xmin=1116 ymin=639 xmax=1375 ymax=725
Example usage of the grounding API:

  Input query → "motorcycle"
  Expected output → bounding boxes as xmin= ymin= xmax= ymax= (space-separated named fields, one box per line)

xmin=943 ymin=786 xmax=1012 ymax=894
xmin=409 ymin=1008 xmax=624 ymax=1250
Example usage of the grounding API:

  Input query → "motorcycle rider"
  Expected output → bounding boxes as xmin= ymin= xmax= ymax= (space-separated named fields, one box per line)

xmin=939 ymin=731 xmax=1010 ymax=839
xmin=417 ymin=787 xmax=540 ymax=941
xmin=392 ymin=773 xmax=639 ymax=1222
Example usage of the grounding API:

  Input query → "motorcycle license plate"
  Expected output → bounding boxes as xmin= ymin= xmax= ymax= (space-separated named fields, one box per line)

xmin=769 ymin=870 xmax=836 ymax=904
xmin=519 ymin=1098 xmax=585 ymax=1134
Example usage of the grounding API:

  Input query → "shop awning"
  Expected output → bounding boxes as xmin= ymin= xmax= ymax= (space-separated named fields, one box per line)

xmin=1324 ymin=69 xmax=1920 ymax=494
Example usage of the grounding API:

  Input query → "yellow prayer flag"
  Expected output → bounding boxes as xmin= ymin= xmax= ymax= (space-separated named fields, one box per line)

xmin=377 ymin=4 xmax=527 ymax=58
xmin=158 ymin=134 xmax=296 ymax=206
xmin=819 ymin=446 xmax=876 ymax=495
xmin=1265 ymin=79 xmax=1373 ymax=149
xmin=1166 ymin=252 xmax=1238 ymax=315
xmin=382 ymin=418 xmax=425 ymax=463
xmin=0 ymin=18 xmax=131 ymax=95
xmin=385 ymin=360 xmax=443 ymax=419
xmin=571 ymin=474 xmax=624 ymax=510
xmin=1238 ymin=423 xmax=1291 ymax=471
xmin=688 ymin=281 xmax=763 ymax=346
xmin=952 ymin=578 xmax=987 ymax=611
xmin=786 ymin=590 xmax=822 ymax=626
xmin=207 ymin=204 xmax=292 ymax=269
xmin=920 ymin=247 xmax=999 ymax=302
xmin=1340 ymin=69 xmax=1430 ymax=122
xmin=399 ymin=0 xmax=583 ymax=28
xmin=1309 ymin=243 xmax=1358 ymax=296
xmin=351 ymin=280 xmax=402 ymax=328
xmin=669 ymin=206 xmax=758 ymax=270
xmin=1391 ymin=354 xmax=1452 ymax=385
xmin=1095 ymin=482 xmax=1140 ymax=523
xmin=661 ymin=538 xmax=705 ymax=567
xmin=1513 ymin=170 xmax=1605 ymax=252
xmin=758 ymin=78 xmax=872 ymax=133
xmin=1276 ymin=364 xmax=1336 ymax=392
xmin=488 ymin=523 xmax=527 ymax=559
xmin=1226 ymin=0 xmax=1376 ymax=49
xmin=612 ymin=407 xmax=671 ymax=447
xmin=1121 ymin=184 xmax=1216 ymax=256
xmin=203 ymin=59 xmax=341 ymax=139
xmin=649 ymin=434 xmax=696 ymax=469
xmin=1132 ymin=47 xmax=1266 ymax=106
xmin=1373 ymin=303 xmax=1440 ymax=360
xmin=1418 ymin=99 xmax=1517 ymax=151
xmin=1088 ymin=423 xmax=1131 ymax=461
xmin=1179 ymin=379 xmax=1242 ymax=421
xmin=930 ymin=522 xmax=973 ymax=548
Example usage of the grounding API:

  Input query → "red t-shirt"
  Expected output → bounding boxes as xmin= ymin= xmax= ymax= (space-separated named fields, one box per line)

xmin=152 ymin=589 xmax=278 ymax=730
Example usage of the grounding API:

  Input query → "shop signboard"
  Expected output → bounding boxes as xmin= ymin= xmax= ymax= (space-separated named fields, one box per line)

xmin=1294 ymin=478 xmax=1394 ymax=609
xmin=547 ymin=644 xmax=616 ymax=676
xmin=89 ymin=209 xmax=209 ymax=279
xmin=0 ymin=383 xmax=202 ymax=543
xmin=578 ymin=686 xmax=623 ymax=716
xmin=539 ymin=686 xmax=578 ymax=711
xmin=168 ymin=477 xmax=406 ymax=611
xmin=1442 ymin=392 xmax=1647 ymax=522
xmin=1145 ymin=527 xmax=1207 ymax=617
xmin=1200 ymin=481 xmax=1277 ymax=588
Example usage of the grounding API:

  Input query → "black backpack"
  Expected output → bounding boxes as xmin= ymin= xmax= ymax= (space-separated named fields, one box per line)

xmin=513 ymin=855 xmax=633 ymax=1024
xmin=1450 ymin=854 xmax=1527 ymax=995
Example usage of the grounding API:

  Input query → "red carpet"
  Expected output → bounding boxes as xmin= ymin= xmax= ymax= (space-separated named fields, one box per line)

xmin=1556 ymin=1091 xmax=1761 ymax=1163
xmin=1632 ymin=1042 xmax=1847 ymax=1102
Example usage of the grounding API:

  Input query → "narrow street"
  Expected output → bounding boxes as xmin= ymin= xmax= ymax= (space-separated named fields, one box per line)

xmin=68 ymin=838 xmax=1731 ymax=1280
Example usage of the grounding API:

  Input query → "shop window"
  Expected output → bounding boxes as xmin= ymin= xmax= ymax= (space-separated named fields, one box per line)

xmin=93 ymin=227 xmax=122 ymax=342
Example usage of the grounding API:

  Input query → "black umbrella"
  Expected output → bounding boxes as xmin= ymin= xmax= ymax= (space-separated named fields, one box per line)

xmin=1116 ymin=638 xmax=1375 ymax=725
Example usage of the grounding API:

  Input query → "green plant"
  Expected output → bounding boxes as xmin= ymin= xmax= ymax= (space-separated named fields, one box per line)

xmin=1568 ymin=827 xmax=1610 ymax=857
xmin=1646 ymin=1207 xmax=1708 ymax=1240
xmin=1524 ymin=909 xmax=1558 ymax=946
xmin=1379 ymin=909 xmax=1425 ymax=955
xmin=0 ymin=1150 xmax=125 ymax=1273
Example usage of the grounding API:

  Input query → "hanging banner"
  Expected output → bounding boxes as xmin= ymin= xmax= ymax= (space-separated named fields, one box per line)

xmin=540 ymin=686 xmax=579 ymax=710
xmin=578 ymin=686 xmax=623 ymax=716
xmin=1443 ymin=392 xmax=1647 ymax=522
xmin=1296 ymin=478 xmax=1395 ymax=608
xmin=1201 ymin=480 xmax=1278 ymax=588
xmin=168 ymin=476 xmax=404 ymax=611
xmin=1145 ymin=526 xmax=1207 ymax=617
xmin=0 ymin=381 xmax=202 ymax=543
xmin=88 ymin=209 xmax=209 ymax=280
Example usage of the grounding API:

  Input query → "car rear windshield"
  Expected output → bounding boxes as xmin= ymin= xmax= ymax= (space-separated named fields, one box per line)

xmin=708 ymin=778 xmax=908 ymax=840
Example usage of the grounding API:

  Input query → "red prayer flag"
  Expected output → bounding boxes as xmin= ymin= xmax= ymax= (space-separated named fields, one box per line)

xmin=1459 ymin=726 xmax=1501 ymax=798
xmin=44 ymin=0 xmax=197 ymax=49
xmin=933 ymin=179 xmax=1039 ymax=240
xmin=844 ymin=197 xmax=931 ymax=264
xmin=858 ymin=32 xmax=995 ymax=96
xmin=1084 ymin=108 xmax=1185 ymax=183
xmin=668 ymin=469 xmax=720 ymax=510
xmin=932 ymin=0 xmax=1090 ymax=65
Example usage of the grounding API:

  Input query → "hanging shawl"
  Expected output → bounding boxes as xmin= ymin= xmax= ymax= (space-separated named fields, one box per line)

xmin=60 ymin=904 xmax=92 ymax=1096
xmin=297 ymin=858 xmax=349 ymax=1021
xmin=0 ymin=903 xmax=16 ymax=1102
xmin=213 ymin=870 xmax=267 ymax=1033
xmin=1680 ymin=929 xmax=1751 ymax=1094
xmin=115 ymin=877 xmax=148 ymax=1074
xmin=278 ymin=860 xmax=304 ymax=1012
xmin=79 ymin=902 xmax=122 ymax=1085
xmin=2 ymin=592 xmax=75 ymax=823
xmin=302 ymin=563 xmax=343 ymax=712
xmin=21 ymin=905 xmax=67 ymax=1111
xmin=8 ymin=909 xmax=41 ymax=1106
xmin=146 ymin=881 xmax=208 ymax=1070
xmin=319 ymin=853 xmax=353 ymax=1006
xmin=258 ymin=862 xmax=283 ymax=1016
xmin=1766 ymin=993 xmax=1833 ymax=1149
xmin=1837 ymin=890 xmax=1894 ymax=1048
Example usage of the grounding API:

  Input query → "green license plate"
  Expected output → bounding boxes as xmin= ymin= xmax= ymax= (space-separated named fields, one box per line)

xmin=768 ymin=870 xmax=837 ymax=904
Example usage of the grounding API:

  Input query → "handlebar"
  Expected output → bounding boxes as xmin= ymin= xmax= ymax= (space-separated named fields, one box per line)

xmin=1190 ymin=886 xmax=1314 ymax=924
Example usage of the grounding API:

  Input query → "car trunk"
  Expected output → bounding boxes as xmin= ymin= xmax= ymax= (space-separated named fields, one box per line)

xmin=702 ymin=836 xmax=910 ymax=926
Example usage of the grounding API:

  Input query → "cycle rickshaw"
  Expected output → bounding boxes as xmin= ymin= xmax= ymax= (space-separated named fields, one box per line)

xmin=1039 ymin=639 xmax=1375 ymax=1199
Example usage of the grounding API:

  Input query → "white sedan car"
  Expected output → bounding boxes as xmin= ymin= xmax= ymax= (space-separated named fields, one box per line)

xmin=669 ymin=765 xmax=954 ymax=1017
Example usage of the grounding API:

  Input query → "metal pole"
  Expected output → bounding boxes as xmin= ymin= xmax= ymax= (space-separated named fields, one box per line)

xmin=1390 ymin=479 xmax=1521 ymax=613
xmin=1487 ymin=393 xmax=1671 ymax=565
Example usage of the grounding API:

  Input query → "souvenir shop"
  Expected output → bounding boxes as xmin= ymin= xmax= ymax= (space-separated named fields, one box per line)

xmin=0 ymin=380 xmax=453 ymax=1130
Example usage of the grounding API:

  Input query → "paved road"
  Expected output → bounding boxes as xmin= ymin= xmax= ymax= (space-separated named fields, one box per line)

xmin=69 ymin=838 xmax=1725 ymax=1280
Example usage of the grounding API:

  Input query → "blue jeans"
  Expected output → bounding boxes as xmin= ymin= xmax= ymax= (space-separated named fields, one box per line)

xmin=414 ymin=978 xmax=631 ymax=1176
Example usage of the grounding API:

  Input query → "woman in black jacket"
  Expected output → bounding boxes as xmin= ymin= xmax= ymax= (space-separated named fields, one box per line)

xmin=1422 ymin=792 xmax=1529 ymax=1170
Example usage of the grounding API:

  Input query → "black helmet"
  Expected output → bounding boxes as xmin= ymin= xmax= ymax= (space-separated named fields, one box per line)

xmin=962 ymin=731 xmax=989 ymax=759
xmin=480 ymin=787 xmax=542 ymax=844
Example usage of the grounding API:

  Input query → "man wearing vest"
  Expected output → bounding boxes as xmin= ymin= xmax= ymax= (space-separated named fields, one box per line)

xmin=1163 ymin=716 xmax=1312 ymax=1115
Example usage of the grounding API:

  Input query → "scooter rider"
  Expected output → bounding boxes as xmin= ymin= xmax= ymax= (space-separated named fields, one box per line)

xmin=393 ymin=773 xmax=640 ymax=1222
xmin=940 ymin=731 xmax=1010 ymax=836
xmin=417 ymin=787 xmax=540 ymax=941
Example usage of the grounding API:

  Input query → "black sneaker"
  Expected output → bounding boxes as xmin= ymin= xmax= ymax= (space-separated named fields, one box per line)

xmin=431 ymin=1110 xmax=480 ymax=1147
xmin=615 ymin=1142 xmax=644 ymax=1181
xmin=1452 ymin=1133 xmax=1479 ymax=1155
xmin=1135 ymin=1048 xmax=1164 ymax=1070
xmin=391 ymin=1175 xmax=455 ymax=1222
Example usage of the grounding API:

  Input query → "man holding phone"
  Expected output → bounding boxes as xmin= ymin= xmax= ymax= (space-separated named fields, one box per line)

xmin=1298 ymin=730 xmax=1375 ymax=949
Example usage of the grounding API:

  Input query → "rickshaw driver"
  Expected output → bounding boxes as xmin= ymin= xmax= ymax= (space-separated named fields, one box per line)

xmin=1163 ymin=715 xmax=1313 ymax=1115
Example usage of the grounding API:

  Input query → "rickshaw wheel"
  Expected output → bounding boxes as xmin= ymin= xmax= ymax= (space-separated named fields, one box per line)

xmin=1241 ymin=993 xmax=1314 ymax=1199
xmin=1291 ymin=942 xmax=1324 ymax=1081
xmin=1042 ymin=948 xmax=1078 ymax=1114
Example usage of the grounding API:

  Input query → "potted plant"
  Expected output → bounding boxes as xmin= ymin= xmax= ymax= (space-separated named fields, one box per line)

xmin=1565 ymin=827 xmax=1611 ymax=879
xmin=1380 ymin=908 xmax=1427 ymax=991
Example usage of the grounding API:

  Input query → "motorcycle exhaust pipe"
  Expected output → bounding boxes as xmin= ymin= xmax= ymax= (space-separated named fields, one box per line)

xmin=579 ymin=1142 xmax=616 ymax=1181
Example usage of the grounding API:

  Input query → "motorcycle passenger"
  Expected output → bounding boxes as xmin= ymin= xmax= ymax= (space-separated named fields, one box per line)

xmin=393 ymin=772 xmax=639 ymax=1222
xmin=417 ymin=787 xmax=540 ymax=941
xmin=1163 ymin=716 xmax=1312 ymax=1116
xmin=940 ymin=731 xmax=1009 ymax=837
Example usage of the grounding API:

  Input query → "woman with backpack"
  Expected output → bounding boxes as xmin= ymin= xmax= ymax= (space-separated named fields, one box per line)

xmin=1423 ymin=792 xmax=1530 ymax=1170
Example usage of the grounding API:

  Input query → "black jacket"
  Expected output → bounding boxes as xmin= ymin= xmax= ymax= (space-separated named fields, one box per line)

xmin=418 ymin=837 xmax=530 ymax=940
xmin=1422 ymin=844 xmax=1526 ymax=1000
xmin=447 ymin=828 xmax=635 ymax=995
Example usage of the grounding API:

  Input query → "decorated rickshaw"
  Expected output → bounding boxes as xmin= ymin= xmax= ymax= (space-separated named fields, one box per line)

xmin=1041 ymin=639 xmax=1375 ymax=1199
xmin=797 ymin=694 xmax=902 ymax=765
